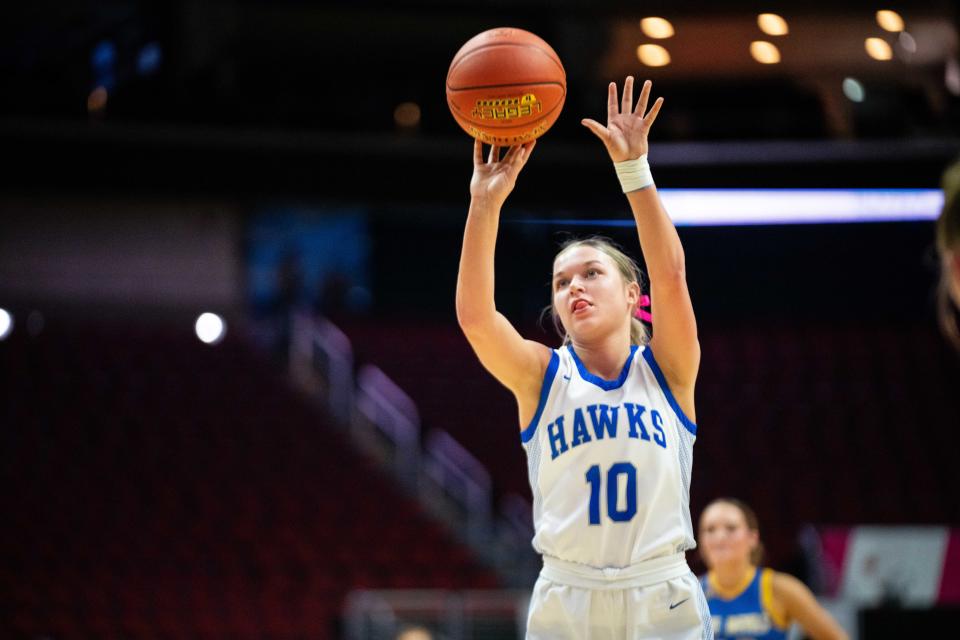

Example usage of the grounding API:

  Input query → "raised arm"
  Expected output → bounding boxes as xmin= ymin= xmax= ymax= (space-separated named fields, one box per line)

xmin=455 ymin=139 xmax=551 ymax=425
xmin=582 ymin=78 xmax=700 ymax=412
xmin=773 ymin=572 xmax=849 ymax=640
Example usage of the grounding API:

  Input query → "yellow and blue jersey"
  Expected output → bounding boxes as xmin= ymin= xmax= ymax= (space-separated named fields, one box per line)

xmin=700 ymin=567 xmax=790 ymax=639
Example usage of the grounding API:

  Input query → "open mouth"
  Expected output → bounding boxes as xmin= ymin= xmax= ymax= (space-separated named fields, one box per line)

xmin=571 ymin=299 xmax=591 ymax=314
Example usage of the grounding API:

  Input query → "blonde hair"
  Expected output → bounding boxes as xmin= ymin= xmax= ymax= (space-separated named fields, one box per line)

xmin=544 ymin=236 xmax=650 ymax=346
xmin=937 ymin=158 xmax=960 ymax=351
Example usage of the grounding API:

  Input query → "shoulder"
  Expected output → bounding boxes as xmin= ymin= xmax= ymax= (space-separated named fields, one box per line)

xmin=769 ymin=570 xmax=818 ymax=620
xmin=515 ymin=343 xmax=560 ymax=428
xmin=759 ymin=570 xmax=794 ymax=628
xmin=769 ymin=570 xmax=850 ymax=639
xmin=770 ymin=571 xmax=810 ymax=600
xmin=519 ymin=342 xmax=557 ymax=394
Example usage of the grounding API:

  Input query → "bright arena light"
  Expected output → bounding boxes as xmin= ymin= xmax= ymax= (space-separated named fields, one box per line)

xmin=757 ymin=14 xmax=789 ymax=36
xmin=640 ymin=17 xmax=675 ymax=39
xmin=897 ymin=31 xmax=917 ymax=55
xmin=636 ymin=44 xmax=671 ymax=67
xmin=876 ymin=10 xmax=905 ymax=33
xmin=0 ymin=308 xmax=12 ymax=340
xmin=517 ymin=189 xmax=943 ymax=227
xmin=865 ymin=37 xmax=893 ymax=61
xmin=843 ymin=77 xmax=866 ymax=102
xmin=750 ymin=41 xmax=781 ymax=64
xmin=195 ymin=312 xmax=226 ymax=345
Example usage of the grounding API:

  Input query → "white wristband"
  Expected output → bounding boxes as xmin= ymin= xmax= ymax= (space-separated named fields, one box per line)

xmin=614 ymin=155 xmax=654 ymax=193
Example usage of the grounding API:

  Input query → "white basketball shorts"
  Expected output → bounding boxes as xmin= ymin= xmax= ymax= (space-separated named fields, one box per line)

xmin=525 ymin=553 xmax=713 ymax=639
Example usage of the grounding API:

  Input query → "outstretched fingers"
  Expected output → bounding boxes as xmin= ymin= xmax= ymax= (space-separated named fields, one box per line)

xmin=607 ymin=81 xmax=619 ymax=121
xmin=644 ymin=96 xmax=664 ymax=127
xmin=621 ymin=76 xmax=634 ymax=115
xmin=518 ymin=139 xmax=537 ymax=165
xmin=502 ymin=144 xmax=522 ymax=164
xmin=473 ymin=138 xmax=484 ymax=165
xmin=487 ymin=144 xmax=502 ymax=164
xmin=502 ymin=140 xmax=537 ymax=166
xmin=635 ymin=79 xmax=651 ymax=117
xmin=581 ymin=118 xmax=610 ymax=143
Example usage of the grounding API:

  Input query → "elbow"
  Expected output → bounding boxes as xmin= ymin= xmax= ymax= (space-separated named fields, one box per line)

xmin=456 ymin=307 xmax=479 ymax=333
xmin=455 ymin=299 xmax=493 ymax=335
xmin=655 ymin=264 xmax=688 ymax=289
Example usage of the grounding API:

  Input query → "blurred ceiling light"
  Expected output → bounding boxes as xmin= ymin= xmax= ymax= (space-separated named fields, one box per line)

xmin=843 ymin=77 xmax=865 ymax=102
xmin=865 ymin=37 xmax=893 ymax=60
xmin=87 ymin=86 xmax=108 ymax=113
xmin=637 ymin=44 xmax=671 ymax=67
xmin=641 ymin=17 xmax=674 ymax=39
xmin=876 ymin=10 xmax=905 ymax=32
xmin=394 ymin=102 xmax=421 ymax=128
xmin=195 ymin=312 xmax=226 ymax=345
xmin=897 ymin=31 xmax=917 ymax=54
xmin=749 ymin=41 xmax=781 ymax=64
xmin=757 ymin=14 xmax=789 ymax=36
xmin=0 ymin=308 xmax=12 ymax=340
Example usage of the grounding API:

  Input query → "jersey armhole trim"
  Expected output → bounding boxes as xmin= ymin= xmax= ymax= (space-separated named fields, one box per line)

xmin=641 ymin=346 xmax=697 ymax=435
xmin=520 ymin=349 xmax=560 ymax=443
xmin=760 ymin=568 xmax=791 ymax=630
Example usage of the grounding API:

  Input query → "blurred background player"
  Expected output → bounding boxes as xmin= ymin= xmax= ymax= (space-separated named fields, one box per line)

xmin=699 ymin=498 xmax=848 ymax=640
xmin=937 ymin=158 xmax=960 ymax=351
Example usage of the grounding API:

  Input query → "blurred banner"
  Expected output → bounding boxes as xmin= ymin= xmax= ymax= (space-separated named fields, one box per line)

xmin=818 ymin=526 xmax=960 ymax=606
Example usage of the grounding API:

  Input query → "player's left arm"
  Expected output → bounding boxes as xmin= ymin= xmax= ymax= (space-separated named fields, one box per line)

xmin=583 ymin=78 xmax=699 ymax=415
xmin=772 ymin=572 xmax=849 ymax=640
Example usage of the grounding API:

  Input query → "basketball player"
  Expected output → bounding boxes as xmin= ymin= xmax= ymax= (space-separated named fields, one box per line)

xmin=698 ymin=498 xmax=848 ymax=640
xmin=456 ymin=77 xmax=711 ymax=638
xmin=936 ymin=158 xmax=960 ymax=350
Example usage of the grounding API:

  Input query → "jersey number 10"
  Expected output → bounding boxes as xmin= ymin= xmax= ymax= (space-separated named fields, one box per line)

xmin=585 ymin=462 xmax=637 ymax=525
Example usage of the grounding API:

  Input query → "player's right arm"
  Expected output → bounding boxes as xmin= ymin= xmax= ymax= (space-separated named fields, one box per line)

xmin=456 ymin=139 xmax=551 ymax=424
xmin=772 ymin=572 xmax=849 ymax=640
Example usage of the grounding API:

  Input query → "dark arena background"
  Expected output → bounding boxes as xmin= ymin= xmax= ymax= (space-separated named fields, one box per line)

xmin=2 ymin=2 xmax=960 ymax=639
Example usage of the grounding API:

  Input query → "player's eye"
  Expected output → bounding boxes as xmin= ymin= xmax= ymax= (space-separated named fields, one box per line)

xmin=556 ymin=278 xmax=568 ymax=289
xmin=586 ymin=269 xmax=598 ymax=278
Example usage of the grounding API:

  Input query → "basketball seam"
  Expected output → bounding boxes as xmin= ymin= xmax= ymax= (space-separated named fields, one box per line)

xmin=447 ymin=80 xmax=566 ymax=92
xmin=447 ymin=42 xmax=566 ymax=85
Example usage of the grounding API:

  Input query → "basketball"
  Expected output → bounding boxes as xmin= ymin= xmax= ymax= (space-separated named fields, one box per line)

xmin=446 ymin=27 xmax=566 ymax=145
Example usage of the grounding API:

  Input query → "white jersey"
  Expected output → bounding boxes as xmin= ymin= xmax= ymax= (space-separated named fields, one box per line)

xmin=520 ymin=343 xmax=698 ymax=568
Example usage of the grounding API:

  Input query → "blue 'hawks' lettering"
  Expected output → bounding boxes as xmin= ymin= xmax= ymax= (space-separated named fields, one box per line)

xmin=624 ymin=402 xmax=650 ymax=441
xmin=651 ymin=409 xmax=667 ymax=449
xmin=587 ymin=404 xmax=618 ymax=439
xmin=571 ymin=408 xmax=591 ymax=447
xmin=546 ymin=403 xmax=669 ymax=460
xmin=548 ymin=415 xmax=568 ymax=459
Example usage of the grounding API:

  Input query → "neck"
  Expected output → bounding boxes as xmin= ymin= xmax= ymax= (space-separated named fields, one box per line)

xmin=710 ymin=562 xmax=755 ymax=592
xmin=569 ymin=329 xmax=633 ymax=380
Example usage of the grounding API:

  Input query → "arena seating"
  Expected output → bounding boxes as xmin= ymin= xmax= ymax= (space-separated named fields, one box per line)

xmin=0 ymin=317 xmax=498 ymax=640
xmin=341 ymin=316 xmax=960 ymax=573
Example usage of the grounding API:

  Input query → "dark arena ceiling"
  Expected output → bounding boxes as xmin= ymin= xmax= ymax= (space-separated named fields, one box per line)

xmin=3 ymin=1 xmax=958 ymax=198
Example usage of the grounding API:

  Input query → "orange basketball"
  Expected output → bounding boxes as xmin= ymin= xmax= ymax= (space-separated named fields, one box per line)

xmin=446 ymin=27 xmax=566 ymax=145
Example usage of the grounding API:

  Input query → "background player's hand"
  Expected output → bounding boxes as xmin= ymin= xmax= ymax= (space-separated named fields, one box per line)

xmin=470 ymin=139 xmax=536 ymax=207
xmin=582 ymin=77 xmax=663 ymax=162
